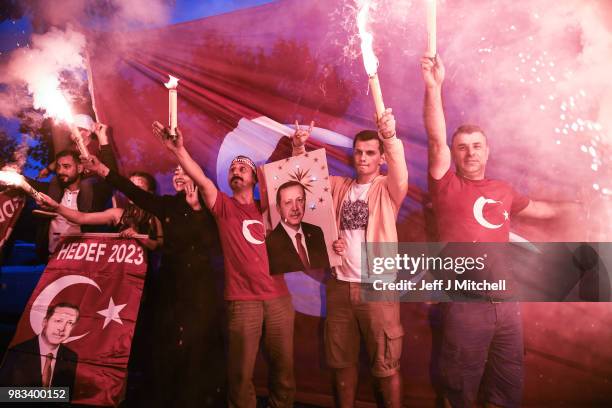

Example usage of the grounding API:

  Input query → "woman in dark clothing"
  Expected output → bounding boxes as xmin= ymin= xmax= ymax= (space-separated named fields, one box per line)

xmin=79 ymin=158 xmax=225 ymax=407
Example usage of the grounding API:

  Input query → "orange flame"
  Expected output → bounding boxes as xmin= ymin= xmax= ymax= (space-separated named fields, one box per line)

xmin=164 ymin=75 xmax=179 ymax=89
xmin=357 ymin=0 xmax=379 ymax=77
xmin=33 ymin=78 xmax=74 ymax=124
xmin=0 ymin=170 xmax=41 ymax=199
xmin=0 ymin=170 xmax=25 ymax=187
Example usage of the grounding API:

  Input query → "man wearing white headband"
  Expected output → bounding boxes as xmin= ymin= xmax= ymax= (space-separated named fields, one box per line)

xmin=152 ymin=122 xmax=295 ymax=408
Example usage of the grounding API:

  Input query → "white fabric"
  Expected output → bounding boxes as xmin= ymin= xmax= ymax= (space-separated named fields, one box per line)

xmin=49 ymin=189 xmax=80 ymax=253
xmin=335 ymin=182 xmax=371 ymax=282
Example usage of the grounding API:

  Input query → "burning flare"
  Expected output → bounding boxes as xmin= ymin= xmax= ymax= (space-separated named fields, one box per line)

xmin=3 ymin=27 xmax=86 ymax=125
xmin=0 ymin=170 xmax=24 ymax=187
xmin=0 ymin=170 xmax=41 ymax=201
xmin=36 ymin=78 xmax=74 ymax=124
xmin=356 ymin=0 xmax=379 ymax=77
xmin=356 ymin=0 xmax=385 ymax=119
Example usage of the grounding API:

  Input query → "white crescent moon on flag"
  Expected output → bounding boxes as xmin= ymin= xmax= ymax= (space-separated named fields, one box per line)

xmin=242 ymin=220 xmax=265 ymax=245
xmin=30 ymin=275 xmax=101 ymax=344
xmin=473 ymin=196 xmax=504 ymax=229
xmin=216 ymin=117 xmax=352 ymax=195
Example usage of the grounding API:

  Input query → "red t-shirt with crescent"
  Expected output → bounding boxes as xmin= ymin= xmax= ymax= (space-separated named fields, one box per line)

xmin=212 ymin=192 xmax=289 ymax=300
xmin=429 ymin=170 xmax=530 ymax=242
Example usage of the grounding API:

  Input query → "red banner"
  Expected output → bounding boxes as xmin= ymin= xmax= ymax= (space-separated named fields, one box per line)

xmin=0 ymin=233 xmax=147 ymax=406
xmin=0 ymin=190 xmax=25 ymax=250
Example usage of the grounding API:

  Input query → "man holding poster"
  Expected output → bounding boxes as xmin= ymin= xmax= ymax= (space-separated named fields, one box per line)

xmin=151 ymin=122 xmax=295 ymax=408
xmin=292 ymin=109 xmax=408 ymax=407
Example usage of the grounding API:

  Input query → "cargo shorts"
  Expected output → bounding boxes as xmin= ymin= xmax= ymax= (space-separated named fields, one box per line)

xmin=324 ymin=278 xmax=404 ymax=378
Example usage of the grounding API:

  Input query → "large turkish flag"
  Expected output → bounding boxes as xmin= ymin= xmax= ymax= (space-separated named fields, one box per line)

xmin=1 ymin=234 xmax=147 ymax=406
xmin=83 ymin=0 xmax=612 ymax=405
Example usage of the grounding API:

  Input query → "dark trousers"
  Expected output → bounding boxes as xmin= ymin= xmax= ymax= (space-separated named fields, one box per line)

xmin=440 ymin=302 xmax=524 ymax=408
xmin=140 ymin=271 xmax=226 ymax=408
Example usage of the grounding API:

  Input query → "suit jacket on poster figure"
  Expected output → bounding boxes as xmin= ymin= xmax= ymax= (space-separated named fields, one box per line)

xmin=266 ymin=221 xmax=330 ymax=274
xmin=0 ymin=336 xmax=77 ymax=392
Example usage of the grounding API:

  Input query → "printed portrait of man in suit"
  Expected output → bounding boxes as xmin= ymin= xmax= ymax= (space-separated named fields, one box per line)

xmin=266 ymin=181 xmax=330 ymax=274
xmin=0 ymin=302 xmax=79 ymax=395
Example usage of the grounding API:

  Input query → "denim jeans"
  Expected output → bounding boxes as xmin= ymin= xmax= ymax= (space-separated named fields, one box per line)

xmin=440 ymin=302 xmax=524 ymax=408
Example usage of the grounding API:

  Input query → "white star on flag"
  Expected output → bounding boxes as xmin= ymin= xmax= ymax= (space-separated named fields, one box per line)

xmin=97 ymin=297 xmax=127 ymax=329
xmin=503 ymin=210 xmax=509 ymax=220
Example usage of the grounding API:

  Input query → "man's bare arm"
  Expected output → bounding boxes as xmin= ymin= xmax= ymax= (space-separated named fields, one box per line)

xmin=421 ymin=55 xmax=451 ymax=180
xmin=518 ymin=200 xmax=581 ymax=220
xmin=37 ymin=192 xmax=120 ymax=225
xmin=377 ymin=108 xmax=408 ymax=209
xmin=290 ymin=120 xmax=314 ymax=157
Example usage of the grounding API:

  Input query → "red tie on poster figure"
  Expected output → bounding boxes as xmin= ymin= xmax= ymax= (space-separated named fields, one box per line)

xmin=42 ymin=353 xmax=53 ymax=387
xmin=295 ymin=233 xmax=311 ymax=271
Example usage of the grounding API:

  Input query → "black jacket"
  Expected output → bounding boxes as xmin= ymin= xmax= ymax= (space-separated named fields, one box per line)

xmin=266 ymin=221 xmax=330 ymax=274
xmin=0 ymin=336 xmax=78 ymax=395
xmin=105 ymin=169 xmax=225 ymax=408
xmin=28 ymin=144 xmax=118 ymax=260
xmin=105 ymin=170 xmax=218 ymax=310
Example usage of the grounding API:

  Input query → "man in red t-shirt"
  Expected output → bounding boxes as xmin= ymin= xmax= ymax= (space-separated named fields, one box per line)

xmin=421 ymin=55 xmax=578 ymax=408
xmin=152 ymin=122 xmax=294 ymax=408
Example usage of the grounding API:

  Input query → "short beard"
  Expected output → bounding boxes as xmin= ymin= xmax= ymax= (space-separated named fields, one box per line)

xmin=58 ymin=175 xmax=78 ymax=188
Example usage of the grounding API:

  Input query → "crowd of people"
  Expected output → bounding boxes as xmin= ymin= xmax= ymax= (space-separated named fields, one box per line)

xmin=1 ymin=54 xmax=578 ymax=408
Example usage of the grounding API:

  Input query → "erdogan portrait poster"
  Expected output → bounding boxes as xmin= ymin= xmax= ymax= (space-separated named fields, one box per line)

xmin=0 ymin=233 xmax=147 ymax=406
xmin=260 ymin=148 xmax=341 ymax=275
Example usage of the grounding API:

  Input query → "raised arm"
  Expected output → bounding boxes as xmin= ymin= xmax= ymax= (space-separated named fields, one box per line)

xmin=82 ymin=156 xmax=167 ymax=219
xmin=61 ymin=207 xmax=121 ymax=225
xmin=37 ymin=162 xmax=55 ymax=179
xmin=377 ymin=108 xmax=408 ymax=210
xmin=94 ymin=123 xmax=119 ymax=174
xmin=290 ymin=120 xmax=314 ymax=157
xmin=24 ymin=177 xmax=50 ymax=194
xmin=37 ymin=192 xmax=121 ymax=225
xmin=152 ymin=122 xmax=218 ymax=209
xmin=421 ymin=55 xmax=451 ymax=180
